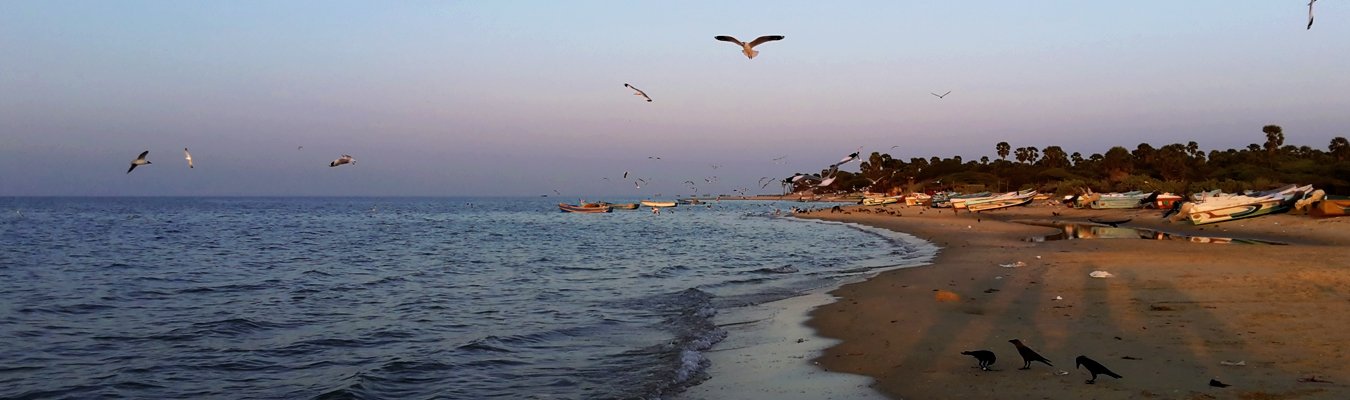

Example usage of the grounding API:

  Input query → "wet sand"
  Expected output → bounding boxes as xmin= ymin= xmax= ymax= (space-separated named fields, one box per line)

xmin=798 ymin=203 xmax=1350 ymax=399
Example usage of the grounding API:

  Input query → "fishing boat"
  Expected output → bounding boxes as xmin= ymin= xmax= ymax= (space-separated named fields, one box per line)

xmin=935 ymin=192 xmax=990 ymax=208
xmin=559 ymin=203 xmax=612 ymax=213
xmin=1184 ymin=185 xmax=1312 ymax=225
xmin=640 ymin=200 xmax=677 ymax=208
xmin=1309 ymin=195 xmax=1349 ymax=218
xmin=611 ymin=203 xmax=640 ymax=210
xmin=1086 ymin=191 xmax=1148 ymax=209
xmin=966 ymin=190 xmax=1037 ymax=212
xmin=1153 ymin=193 xmax=1184 ymax=209
xmin=861 ymin=196 xmax=899 ymax=206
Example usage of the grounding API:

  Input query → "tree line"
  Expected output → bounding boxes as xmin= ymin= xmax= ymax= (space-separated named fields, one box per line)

xmin=793 ymin=125 xmax=1350 ymax=196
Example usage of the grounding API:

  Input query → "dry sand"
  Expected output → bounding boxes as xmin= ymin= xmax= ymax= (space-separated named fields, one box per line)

xmin=797 ymin=203 xmax=1350 ymax=399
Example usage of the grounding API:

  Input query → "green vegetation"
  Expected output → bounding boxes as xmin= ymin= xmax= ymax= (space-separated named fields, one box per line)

xmin=793 ymin=125 xmax=1350 ymax=196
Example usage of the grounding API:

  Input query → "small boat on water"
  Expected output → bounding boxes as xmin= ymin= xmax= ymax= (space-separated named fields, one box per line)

xmin=559 ymin=203 xmax=612 ymax=213
xmin=611 ymin=203 xmax=640 ymax=210
xmin=681 ymin=198 xmax=704 ymax=205
xmin=640 ymin=200 xmax=677 ymax=208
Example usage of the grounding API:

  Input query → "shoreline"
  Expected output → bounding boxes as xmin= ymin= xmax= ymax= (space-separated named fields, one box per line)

xmin=796 ymin=203 xmax=1350 ymax=399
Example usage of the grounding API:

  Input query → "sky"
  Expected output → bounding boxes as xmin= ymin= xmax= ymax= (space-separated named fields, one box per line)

xmin=2 ymin=1 xmax=1348 ymax=196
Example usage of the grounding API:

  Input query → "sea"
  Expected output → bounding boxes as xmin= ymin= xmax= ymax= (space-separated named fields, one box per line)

xmin=0 ymin=197 xmax=936 ymax=400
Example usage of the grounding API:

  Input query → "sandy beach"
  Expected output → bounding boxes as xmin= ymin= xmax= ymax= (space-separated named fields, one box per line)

xmin=796 ymin=202 xmax=1350 ymax=399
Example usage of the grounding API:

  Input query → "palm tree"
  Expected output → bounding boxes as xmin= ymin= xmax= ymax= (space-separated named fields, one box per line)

xmin=1262 ymin=124 xmax=1284 ymax=155
xmin=996 ymin=142 xmax=1011 ymax=160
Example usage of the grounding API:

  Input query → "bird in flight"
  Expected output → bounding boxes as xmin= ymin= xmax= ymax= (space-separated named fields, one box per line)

xmin=714 ymin=35 xmax=785 ymax=59
xmin=183 ymin=148 xmax=194 ymax=168
xmin=624 ymin=83 xmax=652 ymax=102
xmin=1308 ymin=0 xmax=1318 ymax=29
xmin=836 ymin=151 xmax=860 ymax=165
xmin=127 ymin=150 xmax=151 ymax=174
xmin=931 ymin=91 xmax=952 ymax=99
xmin=330 ymin=154 xmax=355 ymax=167
xmin=648 ymin=156 xmax=661 ymax=160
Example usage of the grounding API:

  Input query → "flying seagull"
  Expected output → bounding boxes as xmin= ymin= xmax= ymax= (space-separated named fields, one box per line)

xmin=714 ymin=35 xmax=785 ymax=59
xmin=931 ymin=91 xmax=952 ymax=99
xmin=127 ymin=151 xmax=151 ymax=174
xmin=1308 ymin=0 xmax=1317 ymax=29
xmin=329 ymin=154 xmax=355 ymax=167
xmin=184 ymin=148 xmax=194 ymax=168
xmin=624 ymin=83 xmax=652 ymax=102
xmin=837 ymin=151 xmax=860 ymax=165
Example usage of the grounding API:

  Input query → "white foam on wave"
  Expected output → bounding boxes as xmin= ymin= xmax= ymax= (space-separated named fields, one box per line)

xmin=673 ymin=214 xmax=941 ymax=400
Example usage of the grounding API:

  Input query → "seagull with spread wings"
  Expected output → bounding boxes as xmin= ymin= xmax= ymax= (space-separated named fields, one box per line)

xmin=127 ymin=150 xmax=151 ymax=174
xmin=183 ymin=148 xmax=194 ymax=168
xmin=931 ymin=91 xmax=952 ymax=99
xmin=624 ymin=83 xmax=652 ymax=102
xmin=330 ymin=154 xmax=355 ymax=167
xmin=714 ymin=35 xmax=785 ymax=59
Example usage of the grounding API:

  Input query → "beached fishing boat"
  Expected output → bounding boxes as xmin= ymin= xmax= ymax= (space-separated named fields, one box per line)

xmin=1184 ymin=185 xmax=1312 ymax=225
xmin=966 ymin=190 xmax=1037 ymax=212
xmin=903 ymin=193 xmax=932 ymax=206
xmin=1086 ymin=191 xmax=1148 ymax=209
xmin=1153 ymin=193 xmax=1184 ymax=209
xmin=559 ymin=203 xmax=612 ymax=213
xmin=640 ymin=200 xmax=677 ymax=208
xmin=1310 ymin=195 xmax=1349 ymax=218
xmin=861 ymin=196 xmax=899 ymax=206
xmin=935 ymin=192 xmax=990 ymax=208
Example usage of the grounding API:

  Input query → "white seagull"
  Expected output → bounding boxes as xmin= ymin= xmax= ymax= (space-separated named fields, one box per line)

xmin=836 ymin=151 xmax=860 ymax=165
xmin=127 ymin=150 xmax=151 ymax=174
xmin=931 ymin=91 xmax=951 ymax=99
xmin=1308 ymin=0 xmax=1317 ymax=29
xmin=714 ymin=35 xmax=785 ymax=59
xmin=624 ymin=83 xmax=652 ymax=102
xmin=184 ymin=147 xmax=194 ymax=168
xmin=330 ymin=154 xmax=355 ymax=167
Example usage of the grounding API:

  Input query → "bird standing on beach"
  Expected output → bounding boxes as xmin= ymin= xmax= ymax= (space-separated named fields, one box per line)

xmin=961 ymin=350 xmax=997 ymax=371
xmin=1008 ymin=339 xmax=1053 ymax=370
xmin=1308 ymin=0 xmax=1318 ymax=29
xmin=329 ymin=154 xmax=355 ymax=167
xmin=714 ymin=35 xmax=785 ymax=59
xmin=1075 ymin=355 xmax=1122 ymax=384
xmin=127 ymin=150 xmax=151 ymax=174
xmin=623 ymin=83 xmax=652 ymax=102
xmin=183 ymin=148 xmax=193 ymax=168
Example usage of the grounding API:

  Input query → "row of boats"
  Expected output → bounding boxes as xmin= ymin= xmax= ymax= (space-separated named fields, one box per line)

xmin=863 ymin=190 xmax=1043 ymax=212
xmin=860 ymin=184 xmax=1348 ymax=225
xmin=558 ymin=200 xmax=680 ymax=213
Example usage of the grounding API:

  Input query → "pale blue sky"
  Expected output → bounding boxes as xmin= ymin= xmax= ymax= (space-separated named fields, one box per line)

xmin=2 ymin=1 xmax=1347 ymax=196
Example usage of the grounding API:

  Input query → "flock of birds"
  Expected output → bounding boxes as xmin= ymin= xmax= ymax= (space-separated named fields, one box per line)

xmin=125 ymin=7 xmax=1329 ymax=187
xmin=126 ymin=148 xmax=355 ymax=174
xmin=961 ymin=338 xmax=1234 ymax=388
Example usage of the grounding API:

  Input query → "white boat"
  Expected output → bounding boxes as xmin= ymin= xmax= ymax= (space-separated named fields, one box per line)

xmin=966 ymin=190 xmax=1037 ymax=212
xmin=861 ymin=197 xmax=899 ymax=206
xmin=1183 ymin=185 xmax=1312 ymax=225
xmin=640 ymin=200 xmax=677 ymax=208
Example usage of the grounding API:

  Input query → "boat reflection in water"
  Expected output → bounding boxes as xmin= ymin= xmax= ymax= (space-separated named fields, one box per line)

xmin=1021 ymin=222 xmax=1288 ymax=245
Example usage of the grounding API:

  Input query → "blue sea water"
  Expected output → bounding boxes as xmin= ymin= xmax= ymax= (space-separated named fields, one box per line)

xmin=0 ymin=197 xmax=932 ymax=399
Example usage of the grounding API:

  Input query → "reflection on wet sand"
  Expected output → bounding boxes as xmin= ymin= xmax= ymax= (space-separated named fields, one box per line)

xmin=1021 ymin=222 xmax=1288 ymax=245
